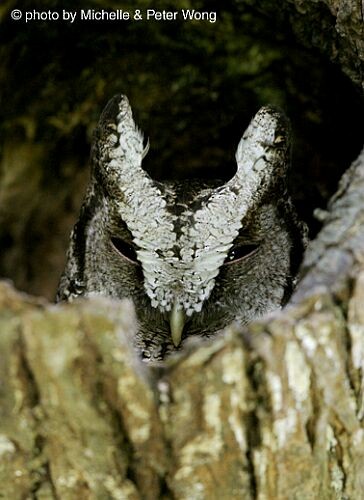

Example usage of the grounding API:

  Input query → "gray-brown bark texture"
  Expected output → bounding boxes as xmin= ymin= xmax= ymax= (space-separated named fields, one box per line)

xmin=1 ymin=0 xmax=364 ymax=498
xmin=1 ymin=146 xmax=364 ymax=498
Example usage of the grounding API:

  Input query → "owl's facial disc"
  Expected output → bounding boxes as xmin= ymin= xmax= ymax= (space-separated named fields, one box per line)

xmin=96 ymin=94 xmax=290 ymax=344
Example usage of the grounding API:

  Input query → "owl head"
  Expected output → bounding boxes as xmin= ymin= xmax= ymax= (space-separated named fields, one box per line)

xmin=58 ymin=95 xmax=306 ymax=361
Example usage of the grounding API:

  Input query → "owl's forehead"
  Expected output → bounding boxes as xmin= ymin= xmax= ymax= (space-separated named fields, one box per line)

xmin=149 ymin=179 xmax=240 ymax=254
xmin=157 ymin=179 xmax=221 ymax=214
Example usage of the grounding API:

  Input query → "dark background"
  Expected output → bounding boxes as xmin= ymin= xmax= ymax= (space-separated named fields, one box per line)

xmin=0 ymin=0 xmax=363 ymax=299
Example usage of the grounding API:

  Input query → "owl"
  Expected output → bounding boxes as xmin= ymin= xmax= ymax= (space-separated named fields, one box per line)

xmin=57 ymin=94 xmax=306 ymax=361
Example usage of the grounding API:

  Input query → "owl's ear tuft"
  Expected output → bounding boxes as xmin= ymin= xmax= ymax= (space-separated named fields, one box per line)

xmin=235 ymin=106 xmax=290 ymax=169
xmin=91 ymin=94 xmax=150 ymax=196
xmin=231 ymin=106 xmax=290 ymax=199
xmin=98 ymin=94 xmax=123 ymax=129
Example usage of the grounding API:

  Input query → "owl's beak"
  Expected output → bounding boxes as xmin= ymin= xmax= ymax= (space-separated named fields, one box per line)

xmin=169 ymin=303 xmax=186 ymax=347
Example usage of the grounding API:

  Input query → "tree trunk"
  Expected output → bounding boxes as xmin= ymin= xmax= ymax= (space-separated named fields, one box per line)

xmin=1 ymin=0 xmax=363 ymax=498
xmin=1 ymin=151 xmax=363 ymax=498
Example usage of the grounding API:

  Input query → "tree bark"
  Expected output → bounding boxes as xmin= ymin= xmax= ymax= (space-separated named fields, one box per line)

xmin=0 ymin=147 xmax=363 ymax=498
xmin=0 ymin=0 xmax=363 ymax=498
xmin=285 ymin=0 xmax=364 ymax=92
